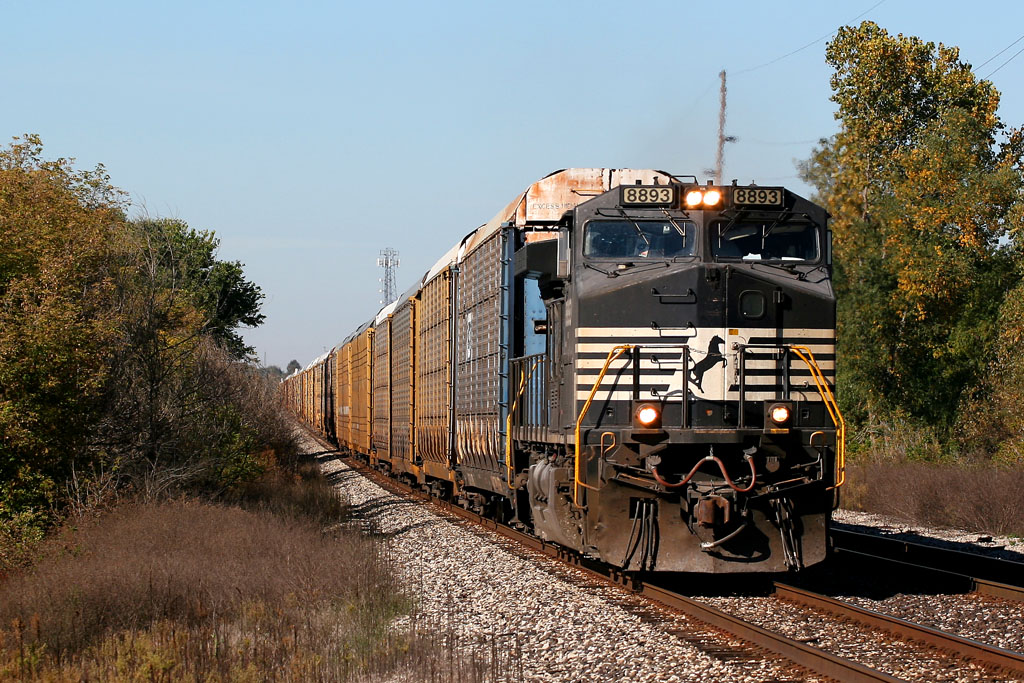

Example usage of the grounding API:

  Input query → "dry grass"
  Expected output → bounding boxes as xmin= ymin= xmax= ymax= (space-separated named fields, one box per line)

xmin=0 ymin=501 xmax=402 ymax=670
xmin=841 ymin=460 xmax=1024 ymax=537
xmin=0 ymin=468 xmax=521 ymax=681
xmin=226 ymin=462 xmax=349 ymax=527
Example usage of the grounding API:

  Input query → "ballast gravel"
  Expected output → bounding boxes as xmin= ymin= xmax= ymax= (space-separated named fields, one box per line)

xmin=299 ymin=434 xmax=820 ymax=683
xmin=698 ymin=594 xmax=1009 ymax=682
xmin=701 ymin=511 xmax=1024 ymax=680
xmin=301 ymin=432 xmax=1024 ymax=681
xmin=823 ymin=509 xmax=1024 ymax=655
xmin=828 ymin=509 xmax=1024 ymax=654
xmin=840 ymin=591 xmax=1024 ymax=653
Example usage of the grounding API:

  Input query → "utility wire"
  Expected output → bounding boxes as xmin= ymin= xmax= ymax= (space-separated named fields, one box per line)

xmin=745 ymin=138 xmax=822 ymax=146
xmin=975 ymin=32 xmax=1024 ymax=70
xmin=985 ymin=44 xmax=1024 ymax=78
xmin=732 ymin=0 xmax=887 ymax=76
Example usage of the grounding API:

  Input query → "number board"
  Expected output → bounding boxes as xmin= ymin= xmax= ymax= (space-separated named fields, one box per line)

xmin=621 ymin=186 xmax=675 ymax=206
xmin=733 ymin=187 xmax=784 ymax=206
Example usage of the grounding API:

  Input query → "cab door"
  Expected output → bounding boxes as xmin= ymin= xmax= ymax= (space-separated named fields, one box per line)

xmin=546 ymin=298 xmax=565 ymax=432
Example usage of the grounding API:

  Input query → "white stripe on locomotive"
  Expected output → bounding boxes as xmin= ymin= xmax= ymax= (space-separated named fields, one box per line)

xmin=573 ymin=326 xmax=835 ymax=402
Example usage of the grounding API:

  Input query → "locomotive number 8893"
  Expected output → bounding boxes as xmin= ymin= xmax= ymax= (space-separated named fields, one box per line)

xmin=283 ymin=168 xmax=844 ymax=573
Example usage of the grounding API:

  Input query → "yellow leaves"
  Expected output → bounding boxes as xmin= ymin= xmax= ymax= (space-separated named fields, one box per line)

xmin=805 ymin=21 xmax=1024 ymax=429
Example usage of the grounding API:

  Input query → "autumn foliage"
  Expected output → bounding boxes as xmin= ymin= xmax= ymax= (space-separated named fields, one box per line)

xmin=0 ymin=135 xmax=290 ymax=561
xmin=800 ymin=22 xmax=1024 ymax=463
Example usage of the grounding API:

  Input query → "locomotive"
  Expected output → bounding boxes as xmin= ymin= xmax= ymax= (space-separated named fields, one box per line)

xmin=283 ymin=168 xmax=844 ymax=573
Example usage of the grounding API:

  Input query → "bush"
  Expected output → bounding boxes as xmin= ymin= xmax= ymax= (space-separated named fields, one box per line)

xmin=841 ymin=460 xmax=1024 ymax=537
xmin=845 ymin=412 xmax=952 ymax=463
xmin=0 ymin=511 xmax=45 ymax=577
xmin=0 ymin=499 xmax=407 ymax=679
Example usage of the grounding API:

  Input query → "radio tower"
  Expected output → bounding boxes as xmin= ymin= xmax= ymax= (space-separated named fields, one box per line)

xmin=377 ymin=248 xmax=400 ymax=304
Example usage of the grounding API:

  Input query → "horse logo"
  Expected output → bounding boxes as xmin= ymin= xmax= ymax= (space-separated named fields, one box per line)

xmin=689 ymin=335 xmax=726 ymax=393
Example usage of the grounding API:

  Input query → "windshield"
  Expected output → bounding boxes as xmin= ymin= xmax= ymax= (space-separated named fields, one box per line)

xmin=711 ymin=220 xmax=819 ymax=262
xmin=583 ymin=219 xmax=696 ymax=259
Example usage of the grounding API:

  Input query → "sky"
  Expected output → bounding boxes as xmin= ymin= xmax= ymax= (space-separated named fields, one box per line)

xmin=3 ymin=0 xmax=1023 ymax=368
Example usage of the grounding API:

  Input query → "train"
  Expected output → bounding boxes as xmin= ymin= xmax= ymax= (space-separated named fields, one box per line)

xmin=283 ymin=168 xmax=844 ymax=573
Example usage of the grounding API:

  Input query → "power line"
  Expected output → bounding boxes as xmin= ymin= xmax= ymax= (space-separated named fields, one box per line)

xmin=976 ymin=32 xmax=1024 ymax=70
xmin=745 ymin=138 xmax=824 ymax=146
xmin=753 ymin=174 xmax=802 ymax=182
xmin=985 ymin=44 xmax=1024 ymax=78
xmin=732 ymin=0 xmax=887 ymax=76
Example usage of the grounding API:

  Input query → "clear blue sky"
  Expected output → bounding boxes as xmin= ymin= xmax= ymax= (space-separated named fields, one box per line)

xmin=3 ymin=0 xmax=1022 ymax=368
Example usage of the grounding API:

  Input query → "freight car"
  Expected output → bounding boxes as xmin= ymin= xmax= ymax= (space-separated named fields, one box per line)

xmin=284 ymin=168 xmax=844 ymax=572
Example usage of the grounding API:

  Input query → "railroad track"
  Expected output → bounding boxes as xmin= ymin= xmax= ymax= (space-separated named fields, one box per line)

xmin=773 ymin=582 xmax=1024 ymax=679
xmin=831 ymin=526 xmax=1024 ymax=602
xmin=322 ymin=445 xmax=1024 ymax=682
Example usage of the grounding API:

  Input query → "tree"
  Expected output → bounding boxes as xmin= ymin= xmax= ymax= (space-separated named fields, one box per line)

xmin=89 ymin=218 xmax=269 ymax=492
xmin=0 ymin=135 xmax=127 ymax=519
xmin=799 ymin=22 xmax=1024 ymax=432
xmin=129 ymin=219 xmax=265 ymax=359
xmin=1 ymin=136 xmax=281 ymax=530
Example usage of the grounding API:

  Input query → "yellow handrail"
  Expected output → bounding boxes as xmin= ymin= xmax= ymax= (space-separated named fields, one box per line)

xmin=505 ymin=360 xmax=540 ymax=489
xmin=574 ymin=345 xmax=634 ymax=507
xmin=789 ymin=345 xmax=845 ymax=489
xmin=600 ymin=431 xmax=617 ymax=457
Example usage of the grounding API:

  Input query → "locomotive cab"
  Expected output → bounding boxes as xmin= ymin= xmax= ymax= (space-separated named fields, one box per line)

xmin=515 ymin=177 xmax=842 ymax=572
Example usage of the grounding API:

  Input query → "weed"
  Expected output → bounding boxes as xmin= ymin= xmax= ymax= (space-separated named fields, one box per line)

xmin=841 ymin=460 xmax=1024 ymax=537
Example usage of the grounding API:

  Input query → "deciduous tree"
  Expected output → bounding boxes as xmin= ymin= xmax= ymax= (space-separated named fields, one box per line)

xmin=0 ymin=135 xmax=127 ymax=518
xmin=1 ymin=136 xmax=279 ymax=531
xmin=799 ymin=22 xmax=1024 ymax=433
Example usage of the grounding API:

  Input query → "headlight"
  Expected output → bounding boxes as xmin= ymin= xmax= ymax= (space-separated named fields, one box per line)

xmin=769 ymin=404 xmax=791 ymax=424
xmin=634 ymin=402 xmax=662 ymax=428
xmin=683 ymin=186 xmax=724 ymax=209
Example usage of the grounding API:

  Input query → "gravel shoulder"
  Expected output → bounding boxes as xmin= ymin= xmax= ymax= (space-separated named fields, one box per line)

xmin=298 ymin=433 xmax=822 ymax=683
xmin=299 ymin=428 xmax=1024 ymax=681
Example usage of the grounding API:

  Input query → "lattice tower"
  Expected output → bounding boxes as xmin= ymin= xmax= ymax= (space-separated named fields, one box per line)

xmin=377 ymin=248 xmax=400 ymax=304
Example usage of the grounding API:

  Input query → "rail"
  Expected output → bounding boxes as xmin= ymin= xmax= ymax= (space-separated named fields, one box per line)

xmin=775 ymin=582 xmax=1024 ymax=678
xmin=831 ymin=526 xmax=1024 ymax=590
xmin=327 ymin=434 xmax=905 ymax=683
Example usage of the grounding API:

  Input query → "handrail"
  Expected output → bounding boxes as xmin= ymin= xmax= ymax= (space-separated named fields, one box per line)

xmin=789 ymin=345 xmax=845 ymax=489
xmin=600 ymin=431 xmax=617 ymax=457
xmin=574 ymin=344 xmax=634 ymax=507
xmin=505 ymin=359 xmax=540 ymax=489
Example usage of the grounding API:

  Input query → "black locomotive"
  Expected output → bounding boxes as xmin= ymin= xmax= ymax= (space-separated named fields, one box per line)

xmin=284 ymin=168 xmax=844 ymax=573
